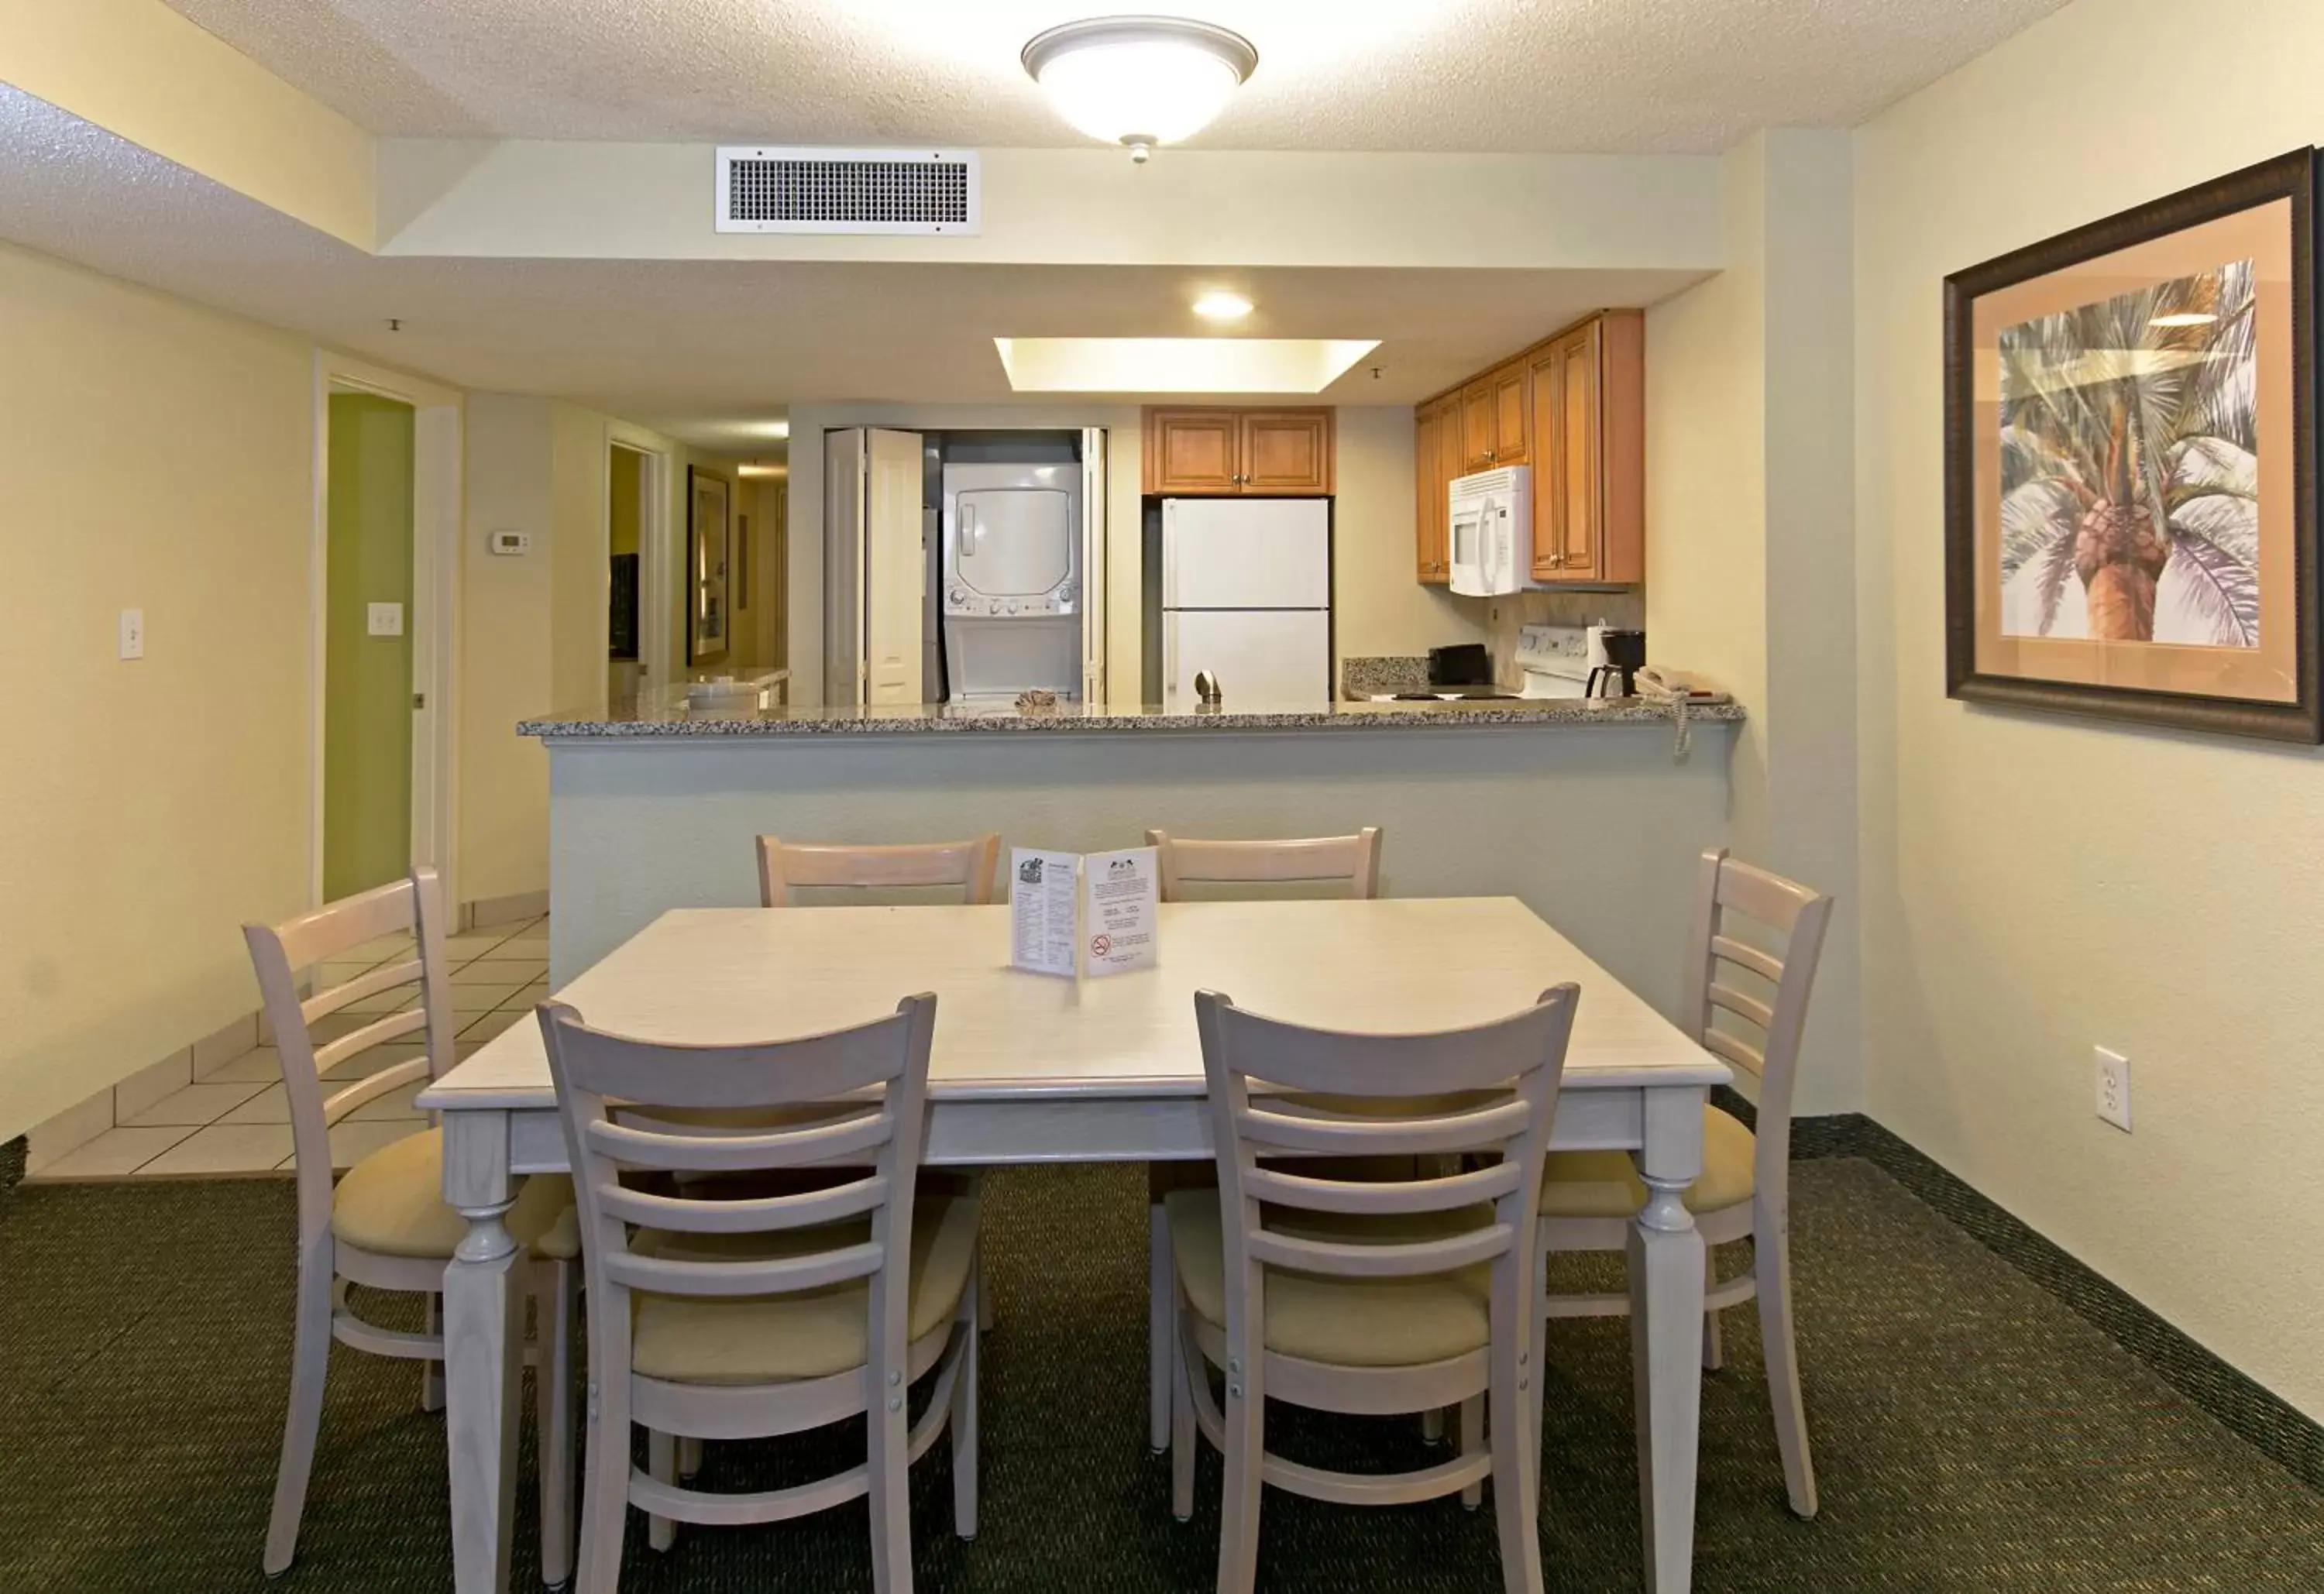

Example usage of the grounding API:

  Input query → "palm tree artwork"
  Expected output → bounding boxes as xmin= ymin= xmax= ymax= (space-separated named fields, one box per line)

xmin=1996 ymin=260 xmax=2260 ymax=648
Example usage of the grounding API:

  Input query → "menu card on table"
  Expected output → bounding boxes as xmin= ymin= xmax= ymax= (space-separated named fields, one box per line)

xmin=1009 ymin=846 xmax=1160 ymax=979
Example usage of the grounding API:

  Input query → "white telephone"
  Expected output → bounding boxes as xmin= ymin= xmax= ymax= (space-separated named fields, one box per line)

xmin=1633 ymin=666 xmax=1729 ymax=704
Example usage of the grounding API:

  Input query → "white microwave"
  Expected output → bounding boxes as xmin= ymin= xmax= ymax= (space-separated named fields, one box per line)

xmin=1448 ymin=465 xmax=1535 ymax=597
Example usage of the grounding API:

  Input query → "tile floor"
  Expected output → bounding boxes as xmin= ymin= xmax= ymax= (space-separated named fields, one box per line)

xmin=27 ymin=916 xmax=548 ymax=1182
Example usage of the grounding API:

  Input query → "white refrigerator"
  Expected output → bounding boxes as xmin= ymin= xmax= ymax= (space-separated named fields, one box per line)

xmin=1160 ymin=498 xmax=1332 ymax=709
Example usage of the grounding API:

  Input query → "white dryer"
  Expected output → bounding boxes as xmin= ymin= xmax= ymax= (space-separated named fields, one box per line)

xmin=942 ymin=462 xmax=1082 ymax=700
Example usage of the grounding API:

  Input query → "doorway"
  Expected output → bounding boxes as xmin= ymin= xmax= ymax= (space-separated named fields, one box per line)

xmin=321 ymin=391 xmax=416 ymax=901
xmin=608 ymin=442 xmax=650 ymax=704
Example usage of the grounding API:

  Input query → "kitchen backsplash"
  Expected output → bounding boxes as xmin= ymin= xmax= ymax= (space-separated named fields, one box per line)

xmin=1484 ymin=590 xmax=1647 ymax=685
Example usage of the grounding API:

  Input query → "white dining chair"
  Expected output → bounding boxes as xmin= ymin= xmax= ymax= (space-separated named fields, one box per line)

xmin=538 ymin=992 xmax=980 ymax=1594
xmin=1140 ymin=827 xmax=1387 ymax=1451
xmin=1535 ymin=847 xmax=1834 ymax=1517
xmin=242 ymin=867 xmax=579 ymax=1582
xmin=1145 ymin=826 xmax=1384 ymax=903
xmin=756 ymin=834 xmax=1002 ymax=907
xmin=1167 ymin=984 xmax=1579 ymax=1594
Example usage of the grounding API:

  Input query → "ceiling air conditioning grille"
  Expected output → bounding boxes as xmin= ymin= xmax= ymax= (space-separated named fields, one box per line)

xmin=716 ymin=147 xmax=981 ymax=235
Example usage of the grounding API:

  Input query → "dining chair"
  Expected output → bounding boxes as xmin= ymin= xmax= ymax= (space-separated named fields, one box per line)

xmin=242 ymin=867 xmax=579 ymax=1582
xmin=756 ymin=833 xmax=1002 ymax=907
xmin=1141 ymin=826 xmax=1384 ymax=1451
xmin=1144 ymin=826 xmax=1383 ymax=903
xmin=1535 ymin=847 xmax=1834 ymax=1517
xmin=538 ymin=992 xmax=980 ymax=1594
xmin=1167 ymin=985 xmax=1578 ymax=1594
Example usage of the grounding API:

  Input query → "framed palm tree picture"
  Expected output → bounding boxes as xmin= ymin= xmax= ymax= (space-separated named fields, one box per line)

xmin=1944 ymin=147 xmax=2320 ymax=742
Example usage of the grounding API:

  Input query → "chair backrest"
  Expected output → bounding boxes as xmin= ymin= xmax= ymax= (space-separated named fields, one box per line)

xmin=1145 ymin=827 xmax=1383 ymax=902
xmin=243 ymin=867 xmax=459 ymax=1246
xmin=756 ymin=834 xmax=1002 ymax=908
xmin=1194 ymin=984 xmax=1578 ymax=1352
xmin=1678 ymin=848 xmax=1834 ymax=1195
xmin=538 ymin=994 xmax=938 ymax=1393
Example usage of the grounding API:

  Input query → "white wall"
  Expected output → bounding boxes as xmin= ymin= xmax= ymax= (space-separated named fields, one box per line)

xmin=0 ymin=240 xmax=314 ymax=1139
xmin=1645 ymin=131 xmax=1861 ymax=1114
xmin=1854 ymin=0 xmax=2324 ymax=1418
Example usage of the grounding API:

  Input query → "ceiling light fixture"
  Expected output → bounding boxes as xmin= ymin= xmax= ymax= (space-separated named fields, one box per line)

xmin=2149 ymin=311 xmax=2219 ymax=328
xmin=1193 ymin=290 xmax=1253 ymax=320
xmin=1023 ymin=15 xmax=1259 ymax=164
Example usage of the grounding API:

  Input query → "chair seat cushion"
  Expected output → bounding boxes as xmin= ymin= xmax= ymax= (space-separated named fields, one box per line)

xmin=1538 ymin=1105 xmax=1755 ymax=1220
xmin=630 ymin=1194 xmax=978 ymax=1386
xmin=1165 ymin=1188 xmax=1494 ymax=1369
xmin=330 ymin=1127 xmax=578 ymax=1259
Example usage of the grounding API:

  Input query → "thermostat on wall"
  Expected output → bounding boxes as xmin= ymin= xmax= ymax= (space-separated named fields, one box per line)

xmin=489 ymin=530 xmax=531 ymax=555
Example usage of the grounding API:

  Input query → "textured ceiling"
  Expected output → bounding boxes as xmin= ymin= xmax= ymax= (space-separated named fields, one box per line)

xmin=160 ymin=0 xmax=2068 ymax=153
xmin=0 ymin=88 xmax=1704 ymax=443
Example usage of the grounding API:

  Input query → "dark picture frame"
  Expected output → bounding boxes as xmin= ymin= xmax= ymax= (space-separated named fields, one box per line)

xmin=1943 ymin=147 xmax=2322 ymax=742
xmin=686 ymin=466 xmax=731 ymax=667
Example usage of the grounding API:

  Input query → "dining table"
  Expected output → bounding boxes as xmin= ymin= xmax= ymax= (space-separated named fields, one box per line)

xmin=417 ymin=895 xmax=1729 ymax=1594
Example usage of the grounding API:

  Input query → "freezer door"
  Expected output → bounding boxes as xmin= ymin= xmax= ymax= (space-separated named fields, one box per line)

xmin=1162 ymin=498 xmax=1330 ymax=610
xmin=1162 ymin=609 xmax=1332 ymax=709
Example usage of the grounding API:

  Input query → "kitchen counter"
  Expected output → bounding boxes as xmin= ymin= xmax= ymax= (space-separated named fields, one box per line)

xmin=519 ymin=696 xmax=1742 ymax=739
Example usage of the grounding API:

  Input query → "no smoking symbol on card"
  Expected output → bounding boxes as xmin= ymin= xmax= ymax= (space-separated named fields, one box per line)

xmin=1090 ymin=934 xmax=1112 ymax=958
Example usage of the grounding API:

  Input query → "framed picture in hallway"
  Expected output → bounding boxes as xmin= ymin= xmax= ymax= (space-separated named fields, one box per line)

xmin=688 ymin=466 xmax=731 ymax=666
xmin=1944 ymin=146 xmax=2322 ymax=742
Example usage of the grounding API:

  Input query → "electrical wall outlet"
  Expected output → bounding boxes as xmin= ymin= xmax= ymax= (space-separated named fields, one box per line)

xmin=118 ymin=608 xmax=144 ymax=660
xmin=2094 ymin=1046 xmax=2132 ymax=1132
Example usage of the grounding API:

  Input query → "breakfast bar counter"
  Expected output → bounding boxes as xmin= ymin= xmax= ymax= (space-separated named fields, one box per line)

xmin=524 ymin=696 xmax=1741 ymax=1021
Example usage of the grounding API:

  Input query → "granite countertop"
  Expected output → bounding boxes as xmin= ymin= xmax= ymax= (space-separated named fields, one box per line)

xmin=519 ymin=696 xmax=1744 ymax=739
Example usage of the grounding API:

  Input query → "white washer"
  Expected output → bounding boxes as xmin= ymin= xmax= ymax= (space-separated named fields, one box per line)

xmin=942 ymin=462 xmax=1082 ymax=700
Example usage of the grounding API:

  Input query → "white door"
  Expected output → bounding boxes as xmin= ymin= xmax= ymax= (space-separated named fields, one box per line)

xmin=1163 ymin=609 xmax=1331 ymax=709
xmin=823 ymin=428 xmax=865 ymax=706
xmin=1163 ymin=498 xmax=1330 ymax=610
xmin=864 ymin=427 xmax=924 ymax=705
xmin=1081 ymin=428 xmax=1108 ymax=705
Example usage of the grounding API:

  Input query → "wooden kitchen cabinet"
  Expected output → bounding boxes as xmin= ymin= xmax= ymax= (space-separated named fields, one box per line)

xmin=1413 ymin=396 xmax=1456 ymax=582
xmin=1142 ymin=407 xmax=1335 ymax=495
xmin=1457 ymin=362 xmax=1529 ymax=471
xmin=1527 ymin=311 xmax=1642 ymax=585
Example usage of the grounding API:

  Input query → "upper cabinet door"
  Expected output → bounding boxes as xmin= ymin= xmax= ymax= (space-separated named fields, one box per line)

xmin=1528 ymin=311 xmax=1645 ymax=586
xmin=1489 ymin=362 xmax=1530 ymax=467
xmin=1144 ymin=409 xmax=1242 ymax=494
xmin=1239 ymin=411 xmax=1334 ymax=495
xmin=1414 ymin=401 xmax=1448 ymax=582
xmin=1459 ymin=379 xmax=1497 ymax=472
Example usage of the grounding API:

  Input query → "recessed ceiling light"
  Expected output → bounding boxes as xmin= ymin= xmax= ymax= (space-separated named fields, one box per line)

xmin=1193 ymin=290 xmax=1253 ymax=321
xmin=2149 ymin=312 xmax=2219 ymax=328
xmin=1023 ymin=16 xmax=1259 ymax=163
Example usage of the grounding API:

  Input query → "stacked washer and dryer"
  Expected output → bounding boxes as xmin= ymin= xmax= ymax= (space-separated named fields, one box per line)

xmin=940 ymin=460 xmax=1085 ymax=703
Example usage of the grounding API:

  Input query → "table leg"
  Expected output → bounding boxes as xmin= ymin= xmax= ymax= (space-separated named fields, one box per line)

xmin=442 ymin=1110 xmax=522 ymax=1594
xmin=1630 ymin=1086 xmax=1708 ymax=1594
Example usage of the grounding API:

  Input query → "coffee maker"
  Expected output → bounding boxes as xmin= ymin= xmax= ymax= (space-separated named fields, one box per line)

xmin=1584 ymin=627 xmax=1647 ymax=699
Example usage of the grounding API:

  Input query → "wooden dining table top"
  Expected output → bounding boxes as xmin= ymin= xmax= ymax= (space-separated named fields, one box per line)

xmin=418 ymin=896 xmax=1728 ymax=1113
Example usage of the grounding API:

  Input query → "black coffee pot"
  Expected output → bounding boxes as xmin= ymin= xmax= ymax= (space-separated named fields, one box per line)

xmin=1585 ymin=628 xmax=1647 ymax=698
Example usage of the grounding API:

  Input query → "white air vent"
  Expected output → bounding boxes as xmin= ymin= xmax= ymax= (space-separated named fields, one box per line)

xmin=716 ymin=146 xmax=981 ymax=235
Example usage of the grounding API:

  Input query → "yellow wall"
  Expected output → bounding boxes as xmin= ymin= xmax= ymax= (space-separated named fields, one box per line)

xmin=1855 ymin=0 xmax=2324 ymax=1418
xmin=1330 ymin=405 xmax=1488 ymax=669
xmin=0 ymin=0 xmax=376 ymax=249
xmin=0 ymin=240 xmax=313 ymax=1139
xmin=608 ymin=447 xmax=642 ymax=558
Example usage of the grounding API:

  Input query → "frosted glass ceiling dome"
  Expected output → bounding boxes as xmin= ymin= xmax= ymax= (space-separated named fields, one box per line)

xmin=1022 ymin=16 xmax=1260 ymax=162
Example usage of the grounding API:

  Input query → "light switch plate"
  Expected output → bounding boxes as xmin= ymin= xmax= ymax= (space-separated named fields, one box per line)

xmin=118 ymin=608 xmax=144 ymax=660
xmin=367 ymin=602 xmax=405 ymax=637
xmin=2094 ymin=1046 xmax=2132 ymax=1132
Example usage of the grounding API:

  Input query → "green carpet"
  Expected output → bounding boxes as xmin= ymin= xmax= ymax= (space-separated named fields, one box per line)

xmin=2 ymin=1160 xmax=2316 ymax=1592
